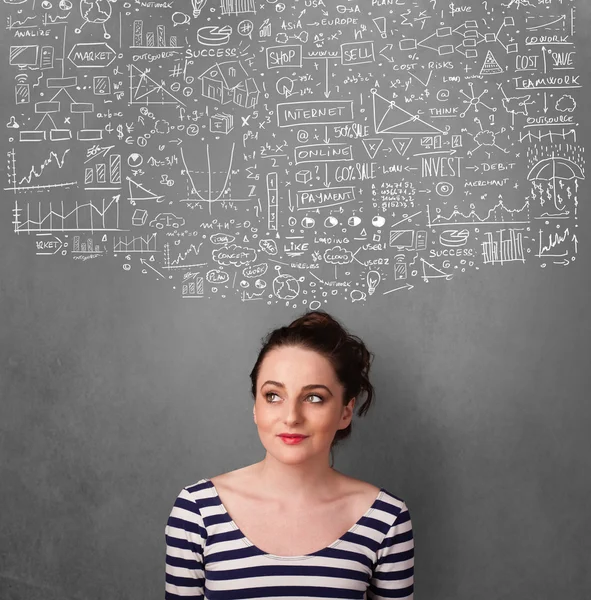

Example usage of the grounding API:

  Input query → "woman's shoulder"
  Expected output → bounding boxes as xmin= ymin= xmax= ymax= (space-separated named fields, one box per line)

xmin=180 ymin=467 xmax=406 ymax=517
xmin=211 ymin=467 xmax=384 ymax=512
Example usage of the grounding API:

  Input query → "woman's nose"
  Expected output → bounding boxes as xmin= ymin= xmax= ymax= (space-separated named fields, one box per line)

xmin=283 ymin=400 xmax=304 ymax=423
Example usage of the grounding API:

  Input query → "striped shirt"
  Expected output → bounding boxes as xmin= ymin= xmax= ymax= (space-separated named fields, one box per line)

xmin=165 ymin=478 xmax=414 ymax=599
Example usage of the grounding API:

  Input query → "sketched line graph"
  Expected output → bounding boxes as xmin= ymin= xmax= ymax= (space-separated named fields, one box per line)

xmin=163 ymin=242 xmax=207 ymax=270
xmin=427 ymin=200 xmax=530 ymax=227
xmin=5 ymin=148 xmax=78 ymax=192
xmin=114 ymin=233 xmax=158 ymax=253
xmin=6 ymin=15 xmax=38 ymax=30
xmin=12 ymin=195 xmax=122 ymax=234
xmin=536 ymin=228 xmax=578 ymax=259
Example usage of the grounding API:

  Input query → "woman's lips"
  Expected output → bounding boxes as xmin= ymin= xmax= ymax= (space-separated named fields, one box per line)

xmin=278 ymin=435 xmax=308 ymax=445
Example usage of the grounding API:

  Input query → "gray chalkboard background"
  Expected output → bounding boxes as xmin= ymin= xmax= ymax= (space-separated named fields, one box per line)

xmin=1 ymin=0 xmax=591 ymax=599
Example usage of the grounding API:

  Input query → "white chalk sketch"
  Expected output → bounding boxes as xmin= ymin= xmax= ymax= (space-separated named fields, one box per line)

xmin=76 ymin=0 xmax=117 ymax=40
xmin=2 ymin=0 xmax=586 ymax=302
xmin=527 ymin=155 xmax=584 ymax=215
xmin=129 ymin=65 xmax=186 ymax=106
xmin=220 ymin=0 xmax=255 ymax=16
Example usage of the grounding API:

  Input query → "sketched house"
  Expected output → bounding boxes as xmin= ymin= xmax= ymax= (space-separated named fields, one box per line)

xmin=234 ymin=78 xmax=259 ymax=108
xmin=199 ymin=61 xmax=259 ymax=108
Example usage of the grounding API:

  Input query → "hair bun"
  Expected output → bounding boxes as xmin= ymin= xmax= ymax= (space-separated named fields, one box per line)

xmin=288 ymin=310 xmax=342 ymax=330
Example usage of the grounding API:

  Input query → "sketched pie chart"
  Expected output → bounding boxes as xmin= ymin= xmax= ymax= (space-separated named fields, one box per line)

xmin=276 ymin=77 xmax=294 ymax=96
xmin=440 ymin=229 xmax=470 ymax=247
xmin=196 ymin=26 xmax=232 ymax=46
xmin=128 ymin=153 xmax=143 ymax=167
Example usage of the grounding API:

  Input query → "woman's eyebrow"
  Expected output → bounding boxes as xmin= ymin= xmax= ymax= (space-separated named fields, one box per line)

xmin=261 ymin=380 xmax=333 ymax=396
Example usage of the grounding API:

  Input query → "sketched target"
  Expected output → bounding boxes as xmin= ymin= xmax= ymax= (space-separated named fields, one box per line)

xmin=436 ymin=181 xmax=454 ymax=197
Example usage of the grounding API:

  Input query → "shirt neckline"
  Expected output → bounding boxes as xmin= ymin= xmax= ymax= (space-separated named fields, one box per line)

xmin=205 ymin=477 xmax=385 ymax=560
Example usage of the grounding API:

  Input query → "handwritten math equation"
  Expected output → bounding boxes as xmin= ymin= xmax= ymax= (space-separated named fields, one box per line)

xmin=4 ymin=0 xmax=585 ymax=305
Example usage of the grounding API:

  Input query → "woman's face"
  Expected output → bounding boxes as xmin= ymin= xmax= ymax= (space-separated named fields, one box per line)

xmin=253 ymin=345 xmax=355 ymax=465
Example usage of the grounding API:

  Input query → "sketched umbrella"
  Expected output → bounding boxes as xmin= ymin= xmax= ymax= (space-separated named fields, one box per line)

xmin=527 ymin=155 xmax=584 ymax=212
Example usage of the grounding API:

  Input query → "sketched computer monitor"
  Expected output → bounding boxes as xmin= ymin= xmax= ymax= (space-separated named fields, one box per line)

xmin=10 ymin=45 xmax=39 ymax=68
xmin=389 ymin=230 xmax=415 ymax=249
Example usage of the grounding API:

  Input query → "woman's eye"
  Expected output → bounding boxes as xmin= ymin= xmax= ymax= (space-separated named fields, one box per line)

xmin=307 ymin=394 xmax=324 ymax=403
xmin=264 ymin=393 xmax=324 ymax=403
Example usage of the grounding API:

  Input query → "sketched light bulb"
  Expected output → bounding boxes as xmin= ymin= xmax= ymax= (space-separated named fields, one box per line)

xmin=191 ymin=0 xmax=207 ymax=17
xmin=366 ymin=270 xmax=381 ymax=296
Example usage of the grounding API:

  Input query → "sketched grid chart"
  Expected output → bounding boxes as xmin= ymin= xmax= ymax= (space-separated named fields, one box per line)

xmin=2 ymin=0 xmax=586 ymax=305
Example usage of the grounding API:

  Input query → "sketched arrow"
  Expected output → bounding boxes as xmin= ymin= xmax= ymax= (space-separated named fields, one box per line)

xmin=169 ymin=138 xmax=182 ymax=145
xmin=324 ymin=59 xmax=331 ymax=98
xmin=140 ymin=258 xmax=167 ymax=279
xmin=383 ymin=283 xmax=414 ymax=295
xmin=323 ymin=163 xmax=331 ymax=188
xmin=553 ymin=259 xmax=569 ymax=266
xmin=379 ymin=44 xmax=396 ymax=63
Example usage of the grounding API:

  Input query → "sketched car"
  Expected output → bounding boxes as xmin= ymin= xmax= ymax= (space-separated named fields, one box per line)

xmin=149 ymin=213 xmax=185 ymax=229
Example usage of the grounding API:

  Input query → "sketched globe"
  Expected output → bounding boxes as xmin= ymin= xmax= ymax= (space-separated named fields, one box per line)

xmin=272 ymin=274 xmax=299 ymax=300
xmin=81 ymin=0 xmax=113 ymax=22
xmin=78 ymin=0 xmax=114 ymax=38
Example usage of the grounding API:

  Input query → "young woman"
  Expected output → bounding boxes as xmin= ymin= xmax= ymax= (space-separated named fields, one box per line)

xmin=165 ymin=310 xmax=414 ymax=599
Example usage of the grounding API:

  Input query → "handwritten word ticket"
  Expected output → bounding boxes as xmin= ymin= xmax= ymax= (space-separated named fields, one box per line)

xmin=4 ymin=0 xmax=585 ymax=305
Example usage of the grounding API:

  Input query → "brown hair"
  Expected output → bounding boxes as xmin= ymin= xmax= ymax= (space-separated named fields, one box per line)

xmin=249 ymin=310 xmax=375 ymax=466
